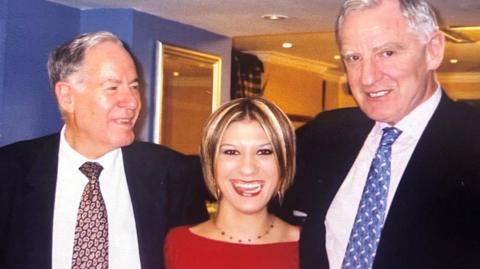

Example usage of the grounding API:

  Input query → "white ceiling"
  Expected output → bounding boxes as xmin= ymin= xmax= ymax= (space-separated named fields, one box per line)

xmin=49 ymin=0 xmax=480 ymax=73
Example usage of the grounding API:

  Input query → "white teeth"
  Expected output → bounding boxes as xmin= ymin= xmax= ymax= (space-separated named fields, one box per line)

xmin=231 ymin=181 xmax=264 ymax=195
xmin=117 ymin=119 xmax=131 ymax=124
xmin=368 ymin=90 xmax=388 ymax=98
xmin=234 ymin=182 xmax=261 ymax=190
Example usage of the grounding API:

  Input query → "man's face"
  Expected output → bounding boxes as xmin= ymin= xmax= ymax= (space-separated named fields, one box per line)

xmin=339 ymin=0 xmax=444 ymax=125
xmin=59 ymin=41 xmax=141 ymax=158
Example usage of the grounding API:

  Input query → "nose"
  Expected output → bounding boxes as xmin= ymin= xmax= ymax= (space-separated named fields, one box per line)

xmin=360 ymin=58 xmax=380 ymax=86
xmin=239 ymin=153 xmax=258 ymax=176
xmin=119 ymin=86 xmax=140 ymax=110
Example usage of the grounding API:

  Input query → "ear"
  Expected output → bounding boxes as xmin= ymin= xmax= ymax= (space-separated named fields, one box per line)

xmin=426 ymin=30 xmax=445 ymax=70
xmin=54 ymin=81 xmax=75 ymax=113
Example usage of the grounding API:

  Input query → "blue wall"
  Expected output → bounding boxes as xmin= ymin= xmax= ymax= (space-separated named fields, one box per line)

xmin=0 ymin=1 xmax=232 ymax=146
xmin=0 ymin=0 xmax=79 ymax=146
xmin=0 ymin=0 xmax=7 ymax=139
xmin=79 ymin=9 xmax=232 ymax=141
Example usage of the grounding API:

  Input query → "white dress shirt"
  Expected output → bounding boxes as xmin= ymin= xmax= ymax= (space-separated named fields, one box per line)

xmin=325 ymin=88 xmax=442 ymax=269
xmin=52 ymin=126 xmax=141 ymax=269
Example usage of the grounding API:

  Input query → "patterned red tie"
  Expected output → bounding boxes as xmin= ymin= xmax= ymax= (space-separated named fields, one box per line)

xmin=72 ymin=162 xmax=109 ymax=269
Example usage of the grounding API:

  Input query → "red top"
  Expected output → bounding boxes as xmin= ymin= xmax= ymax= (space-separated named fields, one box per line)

xmin=165 ymin=225 xmax=299 ymax=269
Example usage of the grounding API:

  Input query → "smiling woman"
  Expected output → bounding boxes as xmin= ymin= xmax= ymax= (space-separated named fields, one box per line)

xmin=164 ymin=97 xmax=300 ymax=269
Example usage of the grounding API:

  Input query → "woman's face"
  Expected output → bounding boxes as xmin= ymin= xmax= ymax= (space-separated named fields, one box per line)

xmin=215 ymin=119 xmax=280 ymax=215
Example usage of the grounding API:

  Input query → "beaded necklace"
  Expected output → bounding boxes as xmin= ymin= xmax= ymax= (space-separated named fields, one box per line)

xmin=213 ymin=217 xmax=276 ymax=244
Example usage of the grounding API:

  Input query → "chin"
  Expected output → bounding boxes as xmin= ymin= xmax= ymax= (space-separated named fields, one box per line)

xmin=236 ymin=200 xmax=270 ymax=214
xmin=237 ymin=207 xmax=268 ymax=215
xmin=109 ymin=135 xmax=135 ymax=148
xmin=362 ymin=107 xmax=394 ymax=122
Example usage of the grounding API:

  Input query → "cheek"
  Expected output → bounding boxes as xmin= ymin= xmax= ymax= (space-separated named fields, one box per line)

xmin=345 ymin=67 xmax=365 ymax=93
xmin=381 ymin=61 xmax=409 ymax=79
xmin=98 ymin=95 xmax=115 ymax=112
xmin=383 ymin=51 xmax=427 ymax=81
xmin=260 ymin=159 xmax=280 ymax=181
xmin=215 ymin=159 xmax=237 ymax=179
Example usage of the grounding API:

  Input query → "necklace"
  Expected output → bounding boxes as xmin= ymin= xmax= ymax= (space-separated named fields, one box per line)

xmin=213 ymin=216 xmax=276 ymax=244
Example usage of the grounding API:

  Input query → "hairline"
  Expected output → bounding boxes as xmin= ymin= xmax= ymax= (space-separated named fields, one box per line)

xmin=200 ymin=97 xmax=295 ymax=200
xmin=335 ymin=0 xmax=439 ymax=46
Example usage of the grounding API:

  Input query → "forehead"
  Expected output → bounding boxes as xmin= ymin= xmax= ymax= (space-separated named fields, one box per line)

xmin=222 ymin=120 xmax=267 ymax=140
xmin=82 ymin=41 xmax=135 ymax=69
xmin=339 ymin=1 xmax=411 ymax=52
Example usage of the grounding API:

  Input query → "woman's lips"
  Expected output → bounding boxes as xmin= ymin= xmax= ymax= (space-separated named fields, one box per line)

xmin=230 ymin=179 xmax=264 ymax=197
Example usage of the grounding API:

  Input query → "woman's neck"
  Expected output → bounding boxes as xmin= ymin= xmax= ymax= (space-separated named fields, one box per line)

xmin=213 ymin=203 xmax=275 ymax=244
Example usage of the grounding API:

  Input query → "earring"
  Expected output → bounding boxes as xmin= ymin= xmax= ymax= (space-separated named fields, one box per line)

xmin=215 ymin=184 xmax=222 ymax=200
xmin=277 ymin=190 xmax=284 ymax=206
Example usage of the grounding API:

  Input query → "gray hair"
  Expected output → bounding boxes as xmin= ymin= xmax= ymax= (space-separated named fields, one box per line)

xmin=47 ymin=31 xmax=123 ymax=89
xmin=335 ymin=0 xmax=438 ymax=45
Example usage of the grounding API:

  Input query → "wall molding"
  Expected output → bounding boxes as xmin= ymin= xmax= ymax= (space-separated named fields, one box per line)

xmin=248 ymin=51 xmax=346 ymax=83
xmin=249 ymin=50 xmax=480 ymax=85
xmin=436 ymin=72 xmax=480 ymax=83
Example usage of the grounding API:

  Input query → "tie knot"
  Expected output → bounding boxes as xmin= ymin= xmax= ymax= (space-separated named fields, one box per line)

xmin=79 ymin=162 xmax=103 ymax=183
xmin=380 ymin=127 xmax=402 ymax=147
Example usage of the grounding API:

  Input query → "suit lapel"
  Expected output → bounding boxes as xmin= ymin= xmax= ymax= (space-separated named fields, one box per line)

xmin=321 ymin=114 xmax=374 ymax=214
xmin=122 ymin=143 xmax=168 ymax=269
xmin=19 ymin=134 xmax=60 ymax=268
xmin=375 ymin=94 xmax=456 ymax=267
xmin=300 ymin=110 xmax=374 ymax=268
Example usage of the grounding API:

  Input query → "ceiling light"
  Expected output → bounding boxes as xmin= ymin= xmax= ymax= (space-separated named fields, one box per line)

xmin=282 ymin=42 xmax=293 ymax=49
xmin=449 ymin=59 xmax=459 ymax=64
xmin=334 ymin=55 xmax=341 ymax=60
xmin=262 ymin=14 xmax=288 ymax=21
xmin=173 ymin=71 xmax=180 ymax=77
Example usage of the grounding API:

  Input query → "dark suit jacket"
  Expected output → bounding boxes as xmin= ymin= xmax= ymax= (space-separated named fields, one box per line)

xmin=0 ymin=134 xmax=209 ymax=269
xmin=280 ymin=94 xmax=480 ymax=268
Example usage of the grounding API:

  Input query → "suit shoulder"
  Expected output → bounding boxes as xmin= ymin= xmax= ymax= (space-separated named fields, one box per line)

xmin=0 ymin=134 xmax=59 ymax=161
xmin=125 ymin=141 xmax=186 ymax=159
xmin=451 ymin=101 xmax=480 ymax=123
xmin=122 ymin=141 xmax=198 ymax=170
xmin=297 ymin=107 xmax=370 ymax=138
xmin=437 ymin=99 xmax=480 ymax=138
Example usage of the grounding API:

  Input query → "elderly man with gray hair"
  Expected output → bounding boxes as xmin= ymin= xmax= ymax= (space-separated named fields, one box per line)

xmin=0 ymin=31 xmax=207 ymax=269
xmin=280 ymin=0 xmax=480 ymax=268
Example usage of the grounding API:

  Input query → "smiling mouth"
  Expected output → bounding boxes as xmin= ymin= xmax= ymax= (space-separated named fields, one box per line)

xmin=230 ymin=179 xmax=264 ymax=197
xmin=367 ymin=90 xmax=390 ymax=98
xmin=114 ymin=118 xmax=135 ymax=127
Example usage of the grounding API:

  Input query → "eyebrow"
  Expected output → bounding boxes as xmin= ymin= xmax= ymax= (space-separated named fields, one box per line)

xmin=130 ymin=78 xmax=140 ymax=85
xmin=341 ymin=42 xmax=407 ymax=57
xmin=102 ymin=78 xmax=140 ymax=85
xmin=219 ymin=142 xmax=272 ymax=147
xmin=258 ymin=143 xmax=273 ymax=148
xmin=372 ymin=42 xmax=406 ymax=53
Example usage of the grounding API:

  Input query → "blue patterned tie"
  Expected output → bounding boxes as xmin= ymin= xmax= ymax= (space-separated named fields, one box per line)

xmin=341 ymin=127 xmax=402 ymax=269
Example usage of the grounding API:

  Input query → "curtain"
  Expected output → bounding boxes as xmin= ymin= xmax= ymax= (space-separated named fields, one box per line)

xmin=230 ymin=50 xmax=265 ymax=98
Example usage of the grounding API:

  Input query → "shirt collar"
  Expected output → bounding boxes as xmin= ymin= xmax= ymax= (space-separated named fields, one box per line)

xmin=374 ymin=86 xmax=442 ymax=140
xmin=59 ymin=125 xmax=121 ymax=171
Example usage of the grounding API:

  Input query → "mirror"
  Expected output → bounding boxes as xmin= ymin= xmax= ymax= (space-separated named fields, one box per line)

xmin=153 ymin=42 xmax=222 ymax=154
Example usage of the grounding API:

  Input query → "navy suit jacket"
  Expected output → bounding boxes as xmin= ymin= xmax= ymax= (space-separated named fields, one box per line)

xmin=0 ymin=134 xmax=208 ymax=269
xmin=280 ymin=93 xmax=480 ymax=268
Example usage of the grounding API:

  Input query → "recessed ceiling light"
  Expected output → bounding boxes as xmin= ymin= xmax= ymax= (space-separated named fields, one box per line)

xmin=334 ymin=55 xmax=341 ymax=60
xmin=173 ymin=71 xmax=180 ymax=77
xmin=262 ymin=14 xmax=288 ymax=20
xmin=449 ymin=59 xmax=459 ymax=64
xmin=282 ymin=42 xmax=293 ymax=48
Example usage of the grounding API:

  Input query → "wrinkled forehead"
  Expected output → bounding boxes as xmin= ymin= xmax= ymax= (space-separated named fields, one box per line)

xmin=338 ymin=1 xmax=406 ymax=38
xmin=339 ymin=2 xmax=410 ymax=47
